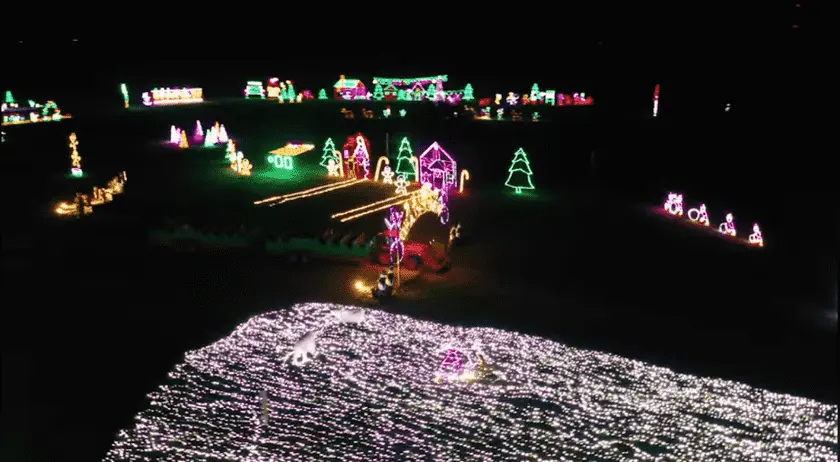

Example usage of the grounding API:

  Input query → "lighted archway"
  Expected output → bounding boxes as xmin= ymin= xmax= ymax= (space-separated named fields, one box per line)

xmin=398 ymin=183 xmax=443 ymax=242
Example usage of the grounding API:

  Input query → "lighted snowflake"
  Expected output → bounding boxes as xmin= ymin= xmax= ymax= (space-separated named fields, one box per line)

xmin=394 ymin=175 xmax=407 ymax=194
xmin=105 ymin=303 xmax=838 ymax=462
xmin=381 ymin=166 xmax=394 ymax=184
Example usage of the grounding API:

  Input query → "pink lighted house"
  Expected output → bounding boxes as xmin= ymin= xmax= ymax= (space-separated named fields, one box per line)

xmin=418 ymin=142 xmax=458 ymax=193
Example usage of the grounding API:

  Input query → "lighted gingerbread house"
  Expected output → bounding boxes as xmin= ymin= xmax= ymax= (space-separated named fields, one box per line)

xmin=334 ymin=75 xmax=367 ymax=100
xmin=419 ymin=142 xmax=457 ymax=193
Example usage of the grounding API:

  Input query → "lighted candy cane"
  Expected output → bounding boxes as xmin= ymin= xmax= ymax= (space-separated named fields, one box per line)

xmin=373 ymin=156 xmax=390 ymax=182
xmin=687 ymin=204 xmax=709 ymax=226
xmin=459 ymin=169 xmax=470 ymax=194
xmin=748 ymin=223 xmax=763 ymax=247
xmin=718 ymin=213 xmax=736 ymax=237
xmin=664 ymin=193 xmax=683 ymax=216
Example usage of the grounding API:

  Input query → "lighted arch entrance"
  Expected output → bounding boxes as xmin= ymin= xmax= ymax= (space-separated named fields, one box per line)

xmin=398 ymin=183 xmax=443 ymax=242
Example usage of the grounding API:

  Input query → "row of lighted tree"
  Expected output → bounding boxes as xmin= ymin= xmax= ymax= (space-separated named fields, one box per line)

xmin=314 ymin=136 xmax=535 ymax=195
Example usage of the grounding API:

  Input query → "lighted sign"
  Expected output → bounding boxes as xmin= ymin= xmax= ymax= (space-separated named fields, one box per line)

xmin=267 ymin=142 xmax=315 ymax=170
xmin=142 ymin=87 xmax=203 ymax=106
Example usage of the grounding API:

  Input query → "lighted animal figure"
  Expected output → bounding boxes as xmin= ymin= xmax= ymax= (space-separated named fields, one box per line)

xmin=687 ymin=203 xmax=710 ymax=226
xmin=331 ymin=308 xmax=366 ymax=325
xmin=749 ymin=223 xmax=763 ymax=247
xmin=326 ymin=158 xmax=341 ymax=177
xmin=381 ymin=166 xmax=394 ymax=184
xmin=394 ymin=175 xmax=408 ymax=194
xmin=281 ymin=329 xmax=319 ymax=366
xmin=506 ymin=92 xmax=519 ymax=105
xmin=664 ymin=193 xmax=684 ymax=216
xmin=718 ymin=213 xmax=737 ymax=237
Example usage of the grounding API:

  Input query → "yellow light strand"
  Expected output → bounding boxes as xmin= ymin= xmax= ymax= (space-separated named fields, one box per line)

xmin=253 ymin=179 xmax=358 ymax=205
xmin=330 ymin=192 xmax=413 ymax=219
xmin=338 ymin=198 xmax=412 ymax=223
xmin=267 ymin=181 xmax=362 ymax=206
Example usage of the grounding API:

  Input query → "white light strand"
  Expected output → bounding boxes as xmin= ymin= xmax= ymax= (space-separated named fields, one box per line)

xmin=104 ymin=303 xmax=838 ymax=461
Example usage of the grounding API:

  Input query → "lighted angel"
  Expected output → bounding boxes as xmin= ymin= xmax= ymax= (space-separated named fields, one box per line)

xmin=381 ymin=165 xmax=394 ymax=184
xmin=718 ymin=213 xmax=736 ymax=237
xmin=687 ymin=203 xmax=709 ymax=225
xmin=326 ymin=158 xmax=341 ymax=176
xmin=395 ymin=175 xmax=408 ymax=194
xmin=748 ymin=223 xmax=763 ymax=247
xmin=664 ymin=193 xmax=684 ymax=216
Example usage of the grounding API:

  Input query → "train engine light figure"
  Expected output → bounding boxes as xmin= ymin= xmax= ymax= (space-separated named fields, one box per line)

xmin=748 ymin=223 xmax=763 ymax=247
xmin=664 ymin=193 xmax=684 ymax=216
xmin=687 ymin=203 xmax=709 ymax=226
xmin=718 ymin=213 xmax=737 ymax=237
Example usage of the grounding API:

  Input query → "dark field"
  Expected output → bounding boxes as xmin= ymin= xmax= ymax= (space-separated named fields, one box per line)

xmin=2 ymin=99 xmax=836 ymax=460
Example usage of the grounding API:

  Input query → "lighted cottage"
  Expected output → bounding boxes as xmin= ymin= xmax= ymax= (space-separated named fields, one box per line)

xmin=419 ymin=142 xmax=457 ymax=193
xmin=334 ymin=75 xmax=367 ymax=100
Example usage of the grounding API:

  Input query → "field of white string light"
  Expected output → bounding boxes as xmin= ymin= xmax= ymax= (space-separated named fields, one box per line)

xmin=104 ymin=303 xmax=838 ymax=461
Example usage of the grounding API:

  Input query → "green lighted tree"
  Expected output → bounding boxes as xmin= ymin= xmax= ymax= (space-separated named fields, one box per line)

xmin=463 ymin=83 xmax=474 ymax=100
xmin=504 ymin=148 xmax=535 ymax=194
xmin=373 ymin=83 xmax=384 ymax=100
xmin=4 ymin=91 xmax=14 ymax=104
xmin=397 ymin=89 xmax=407 ymax=101
xmin=530 ymin=83 xmax=540 ymax=102
xmin=286 ymin=82 xmax=296 ymax=102
xmin=318 ymin=89 xmax=327 ymax=100
xmin=394 ymin=137 xmax=415 ymax=179
xmin=319 ymin=138 xmax=339 ymax=167
xmin=425 ymin=84 xmax=435 ymax=100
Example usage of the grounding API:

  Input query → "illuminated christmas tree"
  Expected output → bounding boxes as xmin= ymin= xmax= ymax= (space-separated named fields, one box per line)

xmin=397 ymin=89 xmax=407 ymax=101
xmin=4 ymin=91 xmax=15 ymax=105
xmin=373 ymin=83 xmax=384 ymax=100
xmin=394 ymin=137 xmax=415 ymax=179
xmin=204 ymin=129 xmax=216 ymax=146
xmin=463 ymin=83 xmax=474 ymax=101
xmin=195 ymin=120 xmax=203 ymax=138
xmin=319 ymin=138 xmax=339 ymax=167
xmin=179 ymin=130 xmax=189 ymax=148
xmin=318 ymin=89 xmax=327 ymax=100
xmin=530 ymin=83 xmax=540 ymax=102
xmin=286 ymin=82 xmax=296 ymax=102
xmin=425 ymin=84 xmax=435 ymax=100
xmin=218 ymin=125 xmax=229 ymax=143
xmin=504 ymin=148 xmax=535 ymax=194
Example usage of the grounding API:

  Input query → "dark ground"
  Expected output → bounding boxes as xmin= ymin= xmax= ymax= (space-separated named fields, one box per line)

xmin=2 ymin=90 xmax=836 ymax=460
